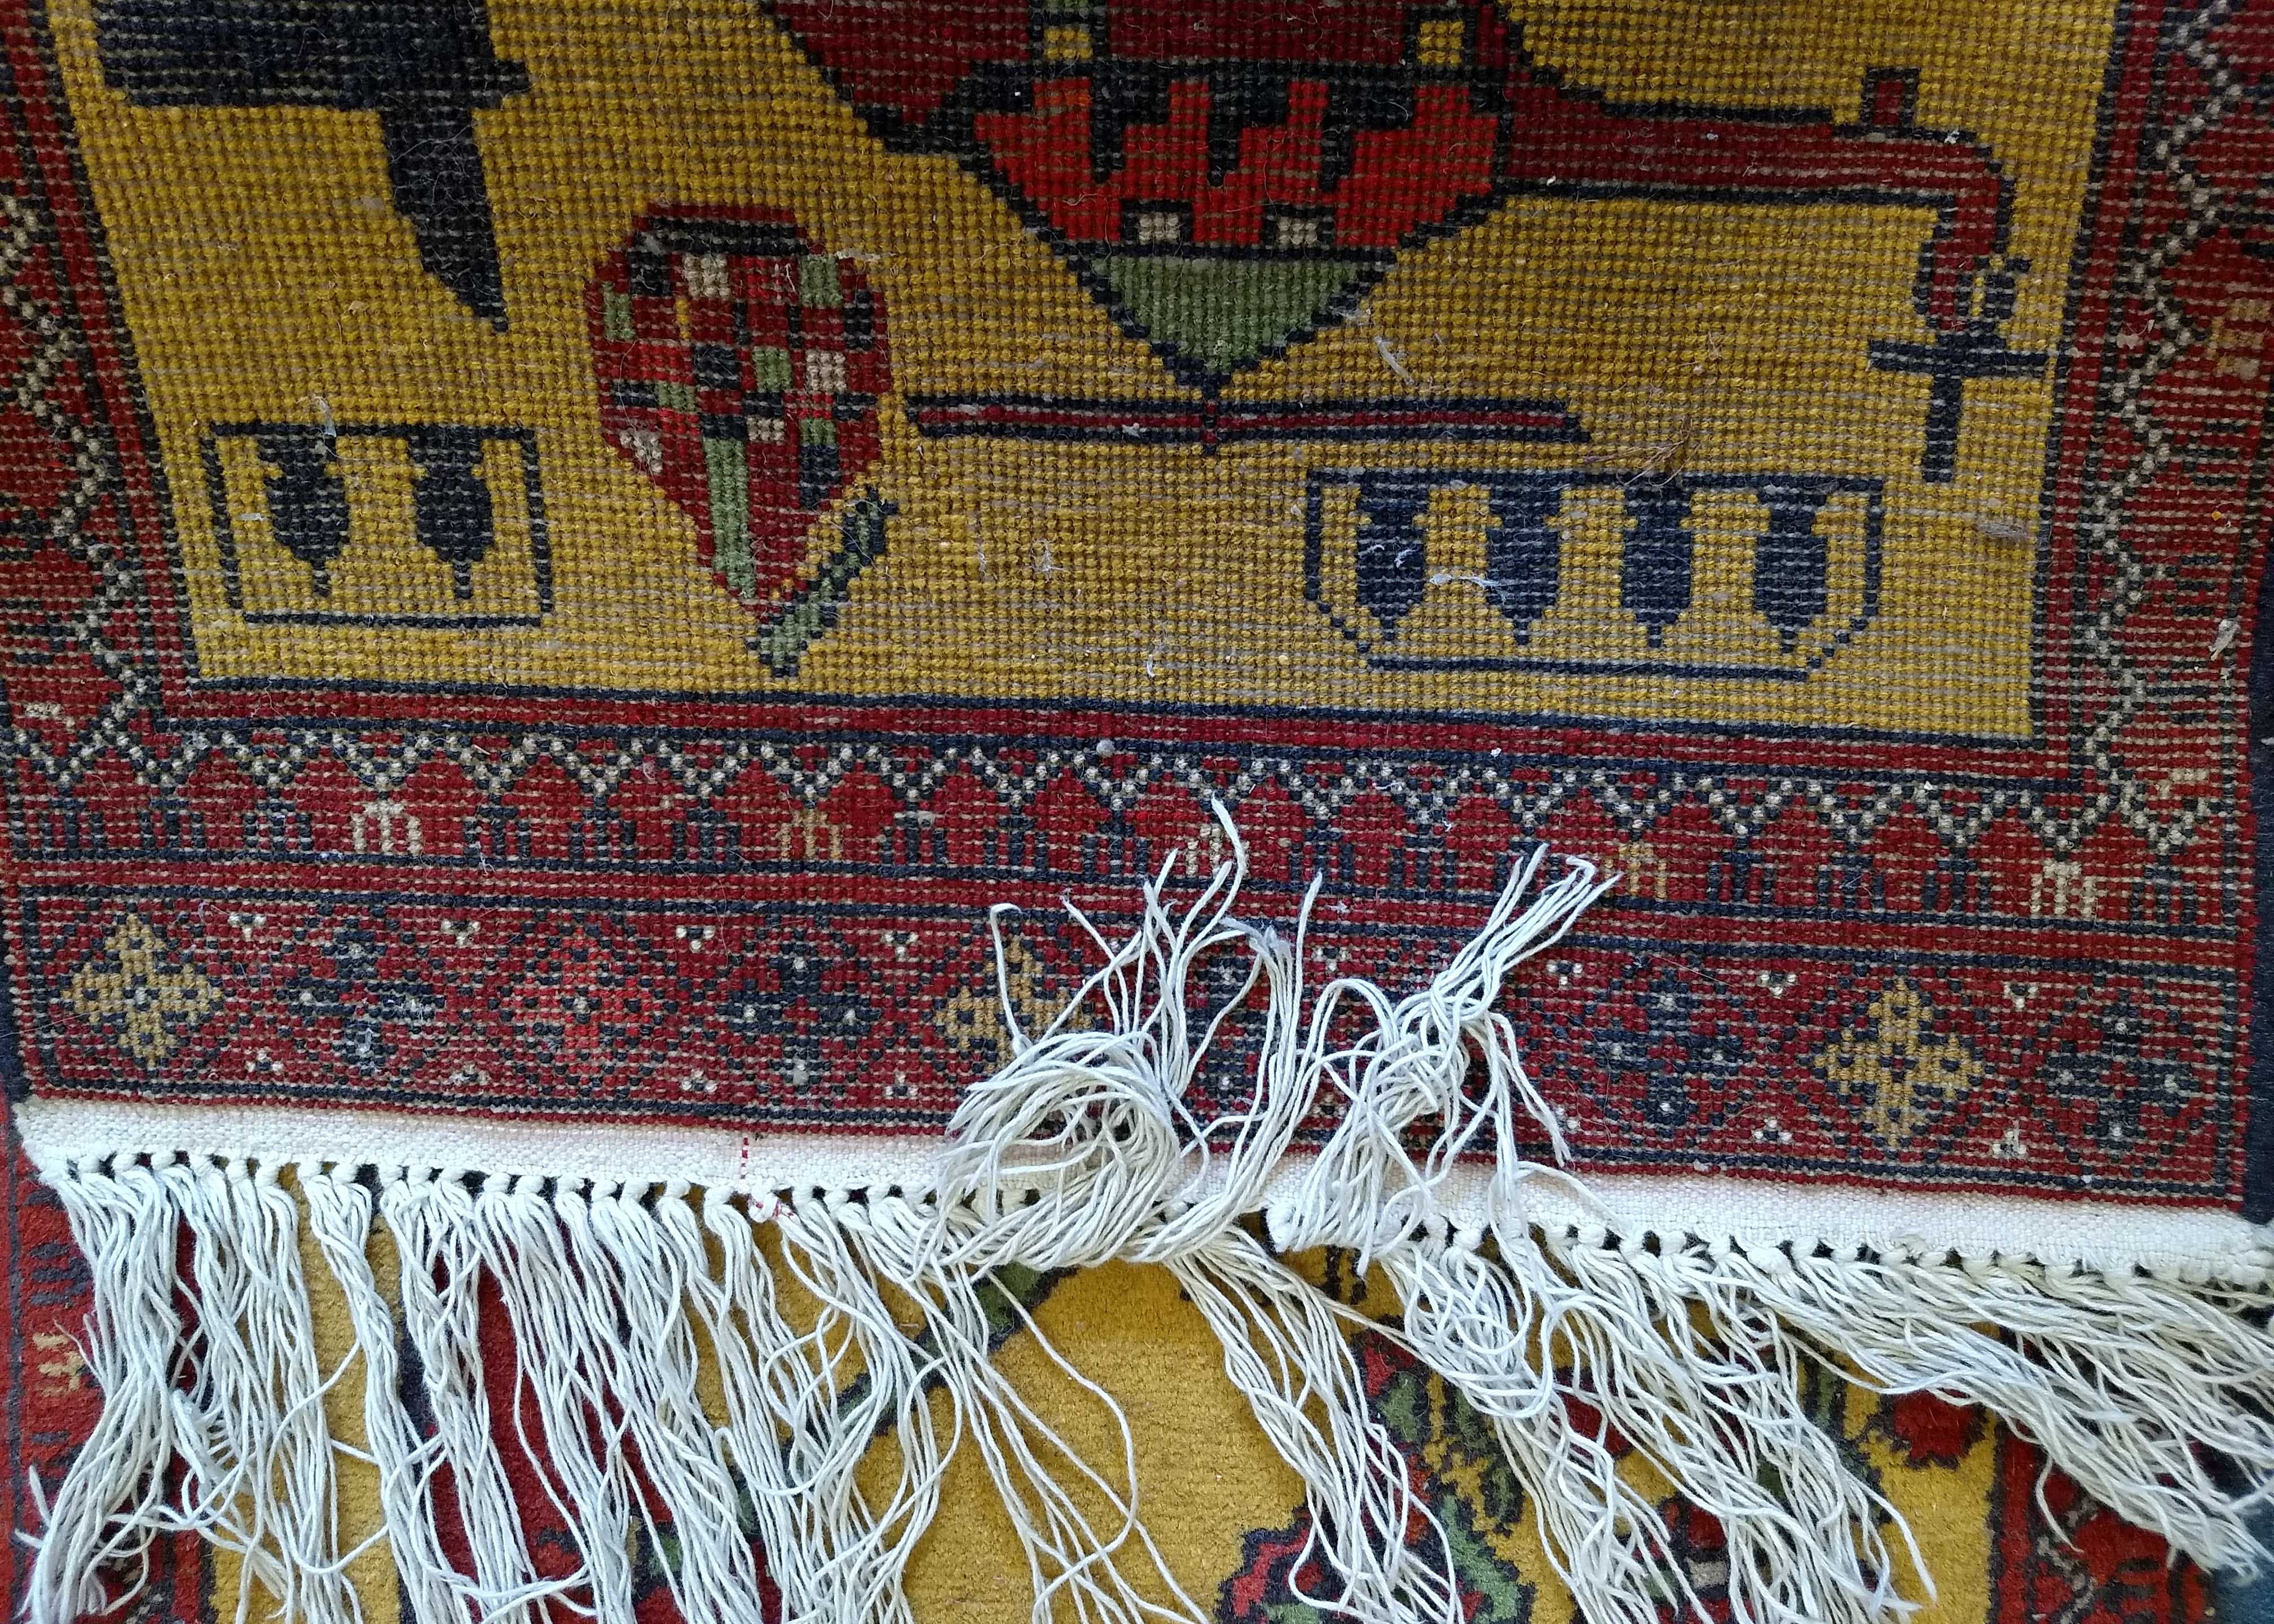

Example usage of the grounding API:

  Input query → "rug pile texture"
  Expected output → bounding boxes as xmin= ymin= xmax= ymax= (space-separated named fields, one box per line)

xmin=2 ymin=2 xmax=2273 ymax=1622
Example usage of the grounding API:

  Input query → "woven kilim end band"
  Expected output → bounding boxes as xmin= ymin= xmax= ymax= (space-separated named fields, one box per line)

xmin=4 ymin=2 xmax=2274 ymax=1621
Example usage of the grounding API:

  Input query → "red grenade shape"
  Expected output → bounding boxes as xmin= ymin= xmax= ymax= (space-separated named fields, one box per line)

xmin=589 ymin=209 xmax=890 ymax=613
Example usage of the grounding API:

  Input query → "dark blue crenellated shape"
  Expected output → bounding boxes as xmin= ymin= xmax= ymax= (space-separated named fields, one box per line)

xmin=1754 ymin=480 xmax=1831 ymax=651
xmin=1482 ymin=479 xmax=1562 ymax=645
xmin=406 ymin=429 xmax=497 ymax=602
xmin=1353 ymin=475 xmax=1435 ymax=637
xmin=1621 ymin=483 xmax=1694 ymax=648
xmin=254 ymin=429 xmax=351 ymax=597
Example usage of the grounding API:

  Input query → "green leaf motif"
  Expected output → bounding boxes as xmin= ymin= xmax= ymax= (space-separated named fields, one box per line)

xmin=750 ymin=487 xmax=894 ymax=677
xmin=1443 ymin=1385 xmax=1526 ymax=1529
xmin=1439 ymin=1495 xmax=1533 ymax=1624
xmin=1378 ymin=1365 xmax=1433 ymax=1447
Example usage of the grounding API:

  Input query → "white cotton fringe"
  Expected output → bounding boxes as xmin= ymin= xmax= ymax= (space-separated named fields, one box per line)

xmin=17 ymin=810 xmax=2274 ymax=1624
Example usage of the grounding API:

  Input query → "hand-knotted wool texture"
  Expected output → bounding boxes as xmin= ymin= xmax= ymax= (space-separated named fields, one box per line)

xmin=3 ymin=1 xmax=2274 ymax=1622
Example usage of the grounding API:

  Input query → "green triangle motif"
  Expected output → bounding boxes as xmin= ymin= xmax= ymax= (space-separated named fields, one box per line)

xmin=1094 ymin=253 xmax=1379 ymax=382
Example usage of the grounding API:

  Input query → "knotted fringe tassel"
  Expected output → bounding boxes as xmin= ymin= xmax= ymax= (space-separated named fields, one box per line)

xmin=300 ymin=1168 xmax=474 ymax=1624
xmin=23 ymin=1158 xmax=180 ymax=1624
xmin=374 ymin=1167 xmax=545 ymax=1623
xmin=19 ymin=811 xmax=2274 ymax=1624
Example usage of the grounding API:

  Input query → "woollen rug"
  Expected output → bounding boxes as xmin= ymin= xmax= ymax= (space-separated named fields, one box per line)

xmin=3 ymin=2 xmax=2274 ymax=1623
